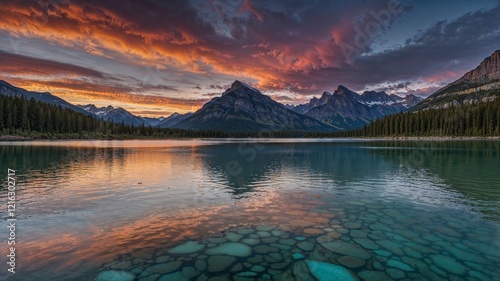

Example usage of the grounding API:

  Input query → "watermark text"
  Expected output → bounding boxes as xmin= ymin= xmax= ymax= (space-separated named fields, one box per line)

xmin=6 ymin=169 xmax=17 ymax=274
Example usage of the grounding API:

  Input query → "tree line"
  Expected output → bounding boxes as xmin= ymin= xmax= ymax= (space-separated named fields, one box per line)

xmin=1 ymin=94 xmax=499 ymax=139
xmin=0 ymin=95 xmax=248 ymax=139
xmin=310 ymin=98 xmax=500 ymax=138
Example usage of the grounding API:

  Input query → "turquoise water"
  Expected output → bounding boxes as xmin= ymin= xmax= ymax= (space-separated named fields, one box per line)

xmin=0 ymin=139 xmax=499 ymax=280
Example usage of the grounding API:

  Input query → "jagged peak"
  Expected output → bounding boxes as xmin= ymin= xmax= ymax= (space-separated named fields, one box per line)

xmin=336 ymin=85 xmax=353 ymax=93
xmin=230 ymin=80 xmax=261 ymax=93
xmin=319 ymin=91 xmax=332 ymax=100
xmin=335 ymin=85 xmax=354 ymax=95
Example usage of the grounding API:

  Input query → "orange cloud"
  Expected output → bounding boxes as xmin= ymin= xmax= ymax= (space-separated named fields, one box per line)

xmin=2 ymin=0 xmax=474 ymax=107
xmin=0 ymin=50 xmax=105 ymax=78
xmin=0 ymin=0 xmax=361 ymax=94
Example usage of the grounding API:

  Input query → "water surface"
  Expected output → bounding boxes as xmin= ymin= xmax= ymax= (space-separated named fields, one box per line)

xmin=0 ymin=139 xmax=499 ymax=280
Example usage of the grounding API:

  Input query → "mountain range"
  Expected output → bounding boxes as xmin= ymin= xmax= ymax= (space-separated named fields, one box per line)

xmin=1 ymin=50 xmax=498 ymax=133
xmin=171 ymin=80 xmax=337 ymax=132
xmin=76 ymin=104 xmax=195 ymax=128
xmin=289 ymin=86 xmax=421 ymax=130
xmin=77 ymin=104 xmax=154 ymax=127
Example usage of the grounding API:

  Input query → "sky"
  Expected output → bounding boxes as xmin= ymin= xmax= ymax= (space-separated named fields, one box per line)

xmin=0 ymin=0 xmax=499 ymax=117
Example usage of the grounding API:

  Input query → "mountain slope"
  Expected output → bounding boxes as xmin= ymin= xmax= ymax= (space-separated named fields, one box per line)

xmin=292 ymin=86 xmax=422 ymax=130
xmin=141 ymin=116 xmax=165 ymax=127
xmin=156 ymin=112 xmax=193 ymax=128
xmin=291 ymin=92 xmax=333 ymax=114
xmin=173 ymin=81 xmax=337 ymax=132
xmin=0 ymin=80 xmax=90 ymax=115
xmin=412 ymin=50 xmax=500 ymax=111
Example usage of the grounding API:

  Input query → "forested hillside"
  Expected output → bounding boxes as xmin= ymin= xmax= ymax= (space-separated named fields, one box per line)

xmin=316 ymin=99 xmax=500 ymax=138
xmin=0 ymin=95 xmax=241 ymax=138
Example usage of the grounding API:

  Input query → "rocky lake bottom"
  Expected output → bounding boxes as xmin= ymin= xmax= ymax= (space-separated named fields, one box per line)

xmin=96 ymin=195 xmax=499 ymax=281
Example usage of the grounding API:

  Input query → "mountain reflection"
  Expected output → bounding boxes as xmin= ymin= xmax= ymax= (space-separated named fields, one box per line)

xmin=196 ymin=142 xmax=390 ymax=196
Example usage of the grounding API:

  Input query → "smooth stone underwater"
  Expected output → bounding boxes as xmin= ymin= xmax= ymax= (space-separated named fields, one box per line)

xmin=95 ymin=270 xmax=135 ymax=281
xmin=205 ymin=243 xmax=252 ymax=257
xmin=305 ymin=260 xmax=356 ymax=281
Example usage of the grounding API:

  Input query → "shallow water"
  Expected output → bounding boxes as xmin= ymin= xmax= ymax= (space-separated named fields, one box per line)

xmin=0 ymin=139 xmax=499 ymax=280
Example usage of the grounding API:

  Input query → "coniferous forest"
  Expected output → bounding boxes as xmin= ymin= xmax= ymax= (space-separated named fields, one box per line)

xmin=0 ymin=94 xmax=499 ymax=139
xmin=315 ymin=98 xmax=500 ymax=138
xmin=0 ymin=95 xmax=244 ymax=139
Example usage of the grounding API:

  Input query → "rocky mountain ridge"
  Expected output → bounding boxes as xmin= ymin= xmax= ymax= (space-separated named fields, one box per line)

xmin=412 ymin=50 xmax=500 ymax=111
xmin=290 ymin=86 xmax=422 ymax=130
xmin=172 ymin=81 xmax=337 ymax=132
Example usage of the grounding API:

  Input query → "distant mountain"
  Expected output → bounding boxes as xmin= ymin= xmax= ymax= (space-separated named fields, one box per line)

xmin=412 ymin=50 xmax=500 ymax=111
xmin=141 ymin=116 xmax=165 ymax=127
xmin=291 ymin=92 xmax=333 ymax=114
xmin=291 ymin=86 xmax=422 ymax=130
xmin=77 ymin=104 xmax=163 ymax=127
xmin=0 ymin=80 xmax=90 ymax=115
xmin=173 ymin=80 xmax=337 ymax=132
xmin=156 ymin=112 xmax=193 ymax=128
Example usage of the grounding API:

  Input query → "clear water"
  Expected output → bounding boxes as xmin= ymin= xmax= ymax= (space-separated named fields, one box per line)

xmin=0 ymin=139 xmax=499 ymax=281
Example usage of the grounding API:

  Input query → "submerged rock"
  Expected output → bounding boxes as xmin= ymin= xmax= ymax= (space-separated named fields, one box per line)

xmin=387 ymin=259 xmax=414 ymax=271
xmin=241 ymin=238 xmax=260 ymax=245
xmin=251 ymin=265 xmax=266 ymax=272
xmin=320 ymin=240 xmax=371 ymax=260
xmin=256 ymin=225 xmax=275 ymax=232
xmin=158 ymin=271 xmax=189 ymax=281
xmin=146 ymin=261 xmax=182 ymax=274
xmin=254 ymin=245 xmax=279 ymax=254
xmin=305 ymin=260 xmax=356 ymax=281
xmin=358 ymin=269 xmax=390 ymax=281
xmin=207 ymin=255 xmax=237 ymax=272
xmin=95 ymin=270 xmax=135 ymax=281
xmin=374 ymin=249 xmax=392 ymax=257
xmin=224 ymin=233 xmax=243 ymax=242
xmin=206 ymin=242 xmax=252 ymax=257
xmin=297 ymin=241 xmax=314 ymax=251
xmin=168 ymin=241 xmax=205 ymax=254
xmin=256 ymin=231 xmax=272 ymax=238
xmin=337 ymin=256 xmax=365 ymax=269
xmin=292 ymin=253 xmax=305 ymax=260
xmin=353 ymin=238 xmax=379 ymax=250
xmin=236 ymin=271 xmax=258 ymax=277
xmin=386 ymin=268 xmax=406 ymax=279
xmin=110 ymin=261 xmax=132 ymax=270
xmin=195 ymin=260 xmax=207 ymax=271
xmin=430 ymin=254 xmax=467 ymax=275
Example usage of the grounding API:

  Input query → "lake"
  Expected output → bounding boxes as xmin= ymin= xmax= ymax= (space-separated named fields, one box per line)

xmin=0 ymin=139 xmax=499 ymax=281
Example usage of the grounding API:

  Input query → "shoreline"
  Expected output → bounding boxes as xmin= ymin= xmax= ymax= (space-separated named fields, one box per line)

xmin=0 ymin=135 xmax=34 ymax=141
xmin=1 ymin=134 xmax=500 ymax=142
xmin=356 ymin=136 xmax=500 ymax=141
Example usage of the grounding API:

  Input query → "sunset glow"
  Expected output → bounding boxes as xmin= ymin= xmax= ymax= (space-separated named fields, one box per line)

xmin=0 ymin=0 xmax=498 ymax=116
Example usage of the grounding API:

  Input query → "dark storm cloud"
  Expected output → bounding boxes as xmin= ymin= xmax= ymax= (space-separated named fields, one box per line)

xmin=279 ymin=4 xmax=500 ymax=93
xmin=347 ymin=4 xmax=500 ymax=88
xmin=0 ymin=0 xmax=497 ymax=107
xmin=0 ymin=49 xmax=106 ymax=78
